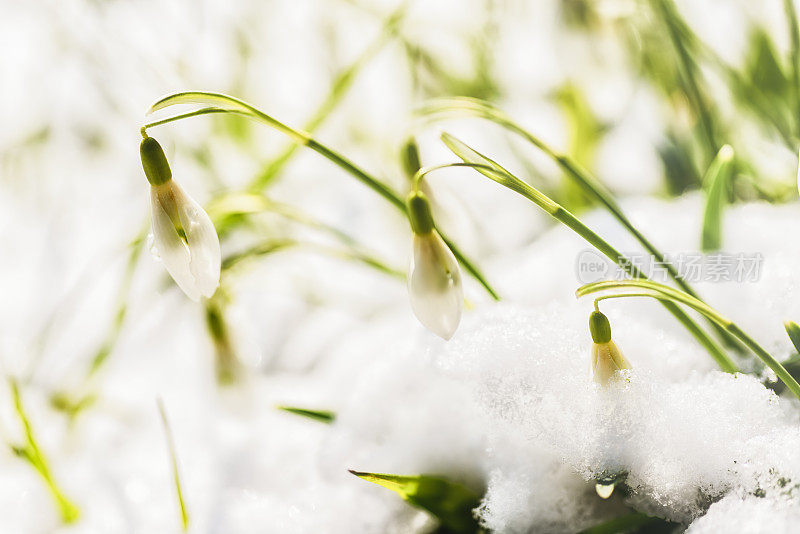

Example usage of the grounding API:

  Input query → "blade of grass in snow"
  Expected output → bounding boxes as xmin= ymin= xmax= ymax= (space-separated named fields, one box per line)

xmin=576 ymin=279 xmax=800 ymax=400
xmin=785 ymin=321 xmax=800 ymax=354
xmin=143 ymin=92 xmax=499 ymax=299
xmin=419 ymin=97 xmax=744 ymax=353
xmin=204 ymin=294 xmax=240 ymax=384
xmin=157 ymin=399 xmax=189 ymax=531
xmin=277 ymin=406 xmax=335 ymax=423
xmin=250 ymin=3 xmax=406 ymax=190
xmin=652 ymin=0 xmax=719 ymax=160
xmin=553 ymin=82 xmax=606 ymax=210
xmin=9 ymin=379 xmax=80 ymax=524
xmin=435 ymin=133 xmax=738 ymax=373
xmin=784 ymin=0 xmax=800 ymax=135
xmin=771 ymin=324 xmax=800 ymax=394
xmin=349 ymin=470 xmax=482 ymax=534
xmin=701 ymin=145 xmax=735 ymax=251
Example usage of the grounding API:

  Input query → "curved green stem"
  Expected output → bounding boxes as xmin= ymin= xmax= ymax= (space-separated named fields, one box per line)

xmin=431 ymin=141 xmax=737 ymax=373
xmin=142 ymin=91 xmax=499 ymax=300
xmin=418 ymin=97 xmax=742 ymax=352
xmin=578 ymin=280 xmax=800 ymax=400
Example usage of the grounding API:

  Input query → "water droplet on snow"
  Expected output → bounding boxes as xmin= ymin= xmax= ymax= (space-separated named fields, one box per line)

xmin=595 ymin=482 xmax=614 ymax=499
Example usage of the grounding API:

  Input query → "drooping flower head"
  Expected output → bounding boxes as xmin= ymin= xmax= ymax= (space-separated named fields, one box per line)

xmin=140 ymin=136 xmax=220 ymax=301
xmin=589 ymin=310 xmax=631 ymax=385
xmin=406 ymin=191 xmax=463 ymax=339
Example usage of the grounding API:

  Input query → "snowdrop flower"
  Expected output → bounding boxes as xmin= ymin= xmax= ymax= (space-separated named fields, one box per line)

xmin=140 ymin=136 xmax=220 ymax=301
xmin=589 ymin=310 xmax=630 ymax=385
xmin=406 ymin=191 xmax=463 ymax=339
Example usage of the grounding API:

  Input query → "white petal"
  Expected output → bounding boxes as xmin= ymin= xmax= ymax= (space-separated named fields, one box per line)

xmin=150 ymin=185 xmax=201 ymax=301
xmin=591 ymin=340 xmax=630 ymax=385
xmin=173 ymin=183 xmax=221 ymax=298
xmin=408 ymin=231 xmax=463 ymax=339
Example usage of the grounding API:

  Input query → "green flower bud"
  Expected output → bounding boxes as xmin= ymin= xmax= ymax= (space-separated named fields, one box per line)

xmin=140 ymin=136 xmax=172 ymax=186
xmin=589 ymin=311 xmax=611 ymax=343
xmin=407 ymin=191 xmax=435 ymax=235
xmin=401 ymin=137 xmax=421 ymax=180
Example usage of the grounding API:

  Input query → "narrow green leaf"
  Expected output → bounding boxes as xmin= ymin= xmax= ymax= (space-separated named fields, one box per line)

xmin=221 ymin=240 xmax=297 ymax=271
xmin=9 ymin=379 xmax=80 ymax=523
xmin=439 ymin=132 xmax=560 ymax=214
xmin=701 ymin=145 xmax=735 ymax=252
xmin=277 ymin=406 xmax=335 ymax=424
xmin=157 ymin=399 xmax=189 ymax=531
xmin=784 ymin=0 xmax=800 ymax=132
xmin=785 ymin=321 xmax=800 ymax=354
xmin=148 ymin=92 xmax=249 ymax=115
xmin=349 ymin=470 xmax=482 ymax=534
xmin=147 ymin=92 xmax=310 ymax=145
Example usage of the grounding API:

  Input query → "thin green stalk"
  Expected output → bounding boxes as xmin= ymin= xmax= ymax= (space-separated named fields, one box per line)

xmin=785 ymin=0 xmax=800 ymax=136
xmin=143 ymin=91 xmax=499 ymax=300
xmin=88 ymin=227 xmax=147 ymax=376
xmin=432 ymin=139 xmax=737 ymax=373
xmin=653 ymin=0 xmax=718 ymax=157
xmin=9 ymin=379 xmax=80 ymax=523
xmin=204 ymin=295 xmax=240 ymax=384
xmin=250 ymin=3 xmax=406 ymax=190
xmin=277 ymin=406 xmax=335 ymax=424
xmin=577 ymin=280 xmax=800 ymax=400
xmin=140 ymin=107 xmax=236 ymax=133
xmin=418 ymin=97 xmax=743 ymax=352
xmin=157 ymin=399 xmax=189 ymax=531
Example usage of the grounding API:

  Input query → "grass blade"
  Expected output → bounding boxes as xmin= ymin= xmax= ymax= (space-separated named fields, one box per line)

xmin=349 ymin=470 xmax=482 ymax=533
xmin=785 ymin=0 xmax=800 ymax=135
xmin=277 ymin=406 xmax=335 ymax=424
xmin=157 ymin=399 xmax=189 ymax=531
xmin=9 ymin=379 xmax=80 ymax=524
xmin=701 ymin=145 xmax=735 ymax=252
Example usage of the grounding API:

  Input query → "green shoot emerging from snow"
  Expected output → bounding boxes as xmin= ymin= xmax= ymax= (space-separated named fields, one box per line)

xmin=9 ymin=379 xmax=79 ymax=524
